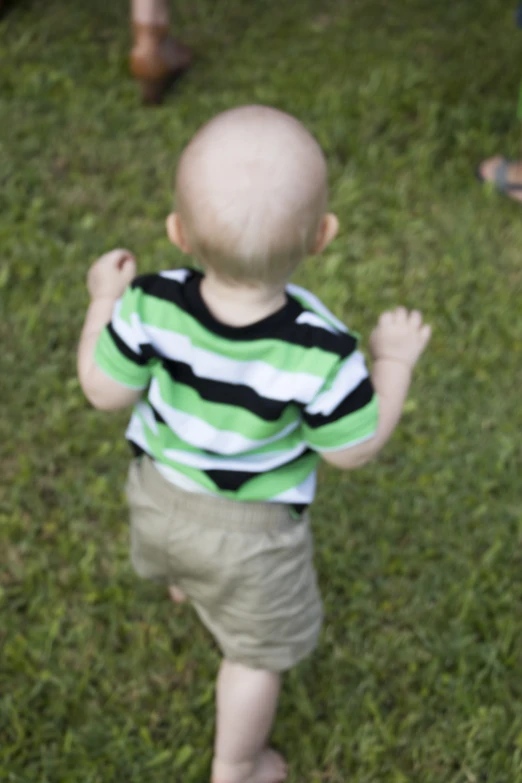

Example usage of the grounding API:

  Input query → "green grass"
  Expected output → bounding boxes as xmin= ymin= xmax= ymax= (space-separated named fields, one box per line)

xmin=2 ymin=0 xmax=522 ymax=780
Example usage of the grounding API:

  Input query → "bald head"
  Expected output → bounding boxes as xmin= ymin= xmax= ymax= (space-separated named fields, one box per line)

xmin=174 ymin=106 xmax=331 ymax=285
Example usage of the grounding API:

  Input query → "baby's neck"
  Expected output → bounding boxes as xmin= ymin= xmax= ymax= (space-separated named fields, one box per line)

xmin=200 ymin=272 xmax=287 ymax=327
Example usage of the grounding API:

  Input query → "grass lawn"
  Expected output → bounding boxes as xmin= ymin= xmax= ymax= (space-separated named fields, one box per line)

xmin=1 ymin=0 xmax=522 ymax=780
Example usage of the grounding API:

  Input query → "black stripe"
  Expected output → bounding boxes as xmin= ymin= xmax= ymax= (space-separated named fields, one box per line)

xmin=204 ymin=469 xmax=254 ymax=493
xmin=281 ymin=321 xmax=357 ymax=358
xmin=303 ymin=378 xmax=375 ymax=429
xmin=150 ymin=403 xmax=167 ymax=426
xmin=133 ymin=271 xmax=304 ymax=342
xmin=161 ymin=358 xmax=293 ymax=421
xmin=129 ymin=440 xmax=146 ymax=457
xmin=107 ymin=324 xmax=148 ymax=366
xmin=132 ymin=270 xmax=357 ymax=357
xmin=132 ymin=272 xmax=189 ymax=312
xmin=140 ymin=342 xmax=160 ymax=362
xmin=204 ymin=449 xmax=313 ymax=493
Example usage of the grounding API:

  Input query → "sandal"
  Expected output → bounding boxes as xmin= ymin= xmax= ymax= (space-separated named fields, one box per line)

xmin=130 ymin=24 xmax=192 ymax=106
xmin=476 ymin=157 xmax=522 ymax=197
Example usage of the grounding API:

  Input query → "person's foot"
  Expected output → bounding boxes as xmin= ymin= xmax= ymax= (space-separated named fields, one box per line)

xmin=168 ymin=585 xmax=187 ymax=604
xmin=130 ymin=24 xmax=192 ymax=105
xmin=158 ymin=36 xmax=192 ymax=74
xmin=212 ymin=748 xmax=288 ymax=783
xmin=477 ymin=155 xmax=522 ymax=203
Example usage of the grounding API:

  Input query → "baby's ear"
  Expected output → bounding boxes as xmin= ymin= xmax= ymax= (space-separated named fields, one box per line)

xmin=166 ymin=213 xmax=192 ymax=254
xmin=313 ymin=213 xmax=339 ymax=254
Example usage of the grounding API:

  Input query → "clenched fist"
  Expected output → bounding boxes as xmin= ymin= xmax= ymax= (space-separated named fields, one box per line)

xmin=370 ymin=307 xmax=431 ymax=369
xmin=87 ymin=248 xmax=137 ymax=300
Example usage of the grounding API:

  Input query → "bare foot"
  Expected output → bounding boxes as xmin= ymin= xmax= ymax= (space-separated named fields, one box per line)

xmin=250 ymin=749 xmax=287 ymax=783
xmin=168 ymin=585 xmax=187 ymax=604
xmin=477 ymin=155 xmax=522 ymax=203
xmin=212 ymin=748 xmax=288 ymax=783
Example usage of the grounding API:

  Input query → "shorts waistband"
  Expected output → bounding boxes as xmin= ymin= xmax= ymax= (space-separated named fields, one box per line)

xmin=138 ymin=456 xmax=304 ymax=534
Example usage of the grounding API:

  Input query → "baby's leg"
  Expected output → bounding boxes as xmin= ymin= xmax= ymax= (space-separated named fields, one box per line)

xmin=211 ymin=660 xmax=287 ymax=783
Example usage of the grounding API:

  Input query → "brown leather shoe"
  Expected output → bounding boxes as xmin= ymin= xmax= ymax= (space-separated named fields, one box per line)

xmin=130 ymin=23 xmax=192 ymax=105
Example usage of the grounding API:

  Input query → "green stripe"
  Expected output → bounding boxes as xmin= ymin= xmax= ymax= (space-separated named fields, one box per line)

xmin=157 ymin=457 xmax=222 ymax=494
xmin=95 ymin=329 xmax=150 ymax=388
xmin=234 ymin=452 xmax=319 ymax=501
xmin=303 ymin=395 xmax=379 ymax=450
xmin=156 ymin=367 xmax=300 ymax=441
xmin=119 ymin=286 xmax=142 ymax=325
xmin=136 ymin=291 xmax=340 ymax=377
xmin=148 ymin=412 xmax=305 ymax=459
xmin=135 ymin=410 xmax=219 ymax=492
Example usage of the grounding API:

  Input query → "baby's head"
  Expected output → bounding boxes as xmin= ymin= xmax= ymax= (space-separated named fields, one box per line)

xmin=167 ymin=105 xmax=338 ymax=288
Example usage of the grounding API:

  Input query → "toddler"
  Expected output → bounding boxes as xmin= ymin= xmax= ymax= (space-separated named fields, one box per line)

xmin=78 ymin=105 xmax=431 ymax=783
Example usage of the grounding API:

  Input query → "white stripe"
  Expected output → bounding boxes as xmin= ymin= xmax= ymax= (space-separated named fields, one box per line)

xmin=154 ymin=461 xmax=213 ymax=494
xmin=287 ymin=283 xmax=348 ymax=333
xmin=159 ymin=269 xmax=191 ymax=283
xmin=135 ymin=401 xmax=158 ymax=435
xmin=144 ymin=324 xmax=324 ymax=404
xmin=125 ymin=411 xmax=149 ymax=451
xmin=306 ymin=350 xmax=369 ymax=416
xmin=271 ymin=470 xmax=317 ymax=504
xmin=112 ymin=299 xmax=149 ymax=355
xmin=125 ymin=410 xmax=211 ymax=495
xmin=164 ymin=442 xmax=308 ymax=473
xmin=112 ymin=269 xmax=190 ymax=354
xmin=149 ymin=379 xmax=300 ymax=455
xmin=295 ymin=311 xmax=337 ymax=333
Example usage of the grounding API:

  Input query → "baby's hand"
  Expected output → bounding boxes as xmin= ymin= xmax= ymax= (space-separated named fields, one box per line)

xmin=370 ymin=307 xmax=431 ymax=368
xmin=87 ymin=249 xmax=137 ymax=301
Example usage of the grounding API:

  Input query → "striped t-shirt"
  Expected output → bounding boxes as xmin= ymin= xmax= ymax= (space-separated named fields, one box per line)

xmin=95 ymin=268 xmax=378 ymax=506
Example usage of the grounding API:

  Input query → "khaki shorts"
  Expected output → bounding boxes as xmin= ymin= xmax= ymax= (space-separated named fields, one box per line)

xmin=126 ymin=456 xmax=323 ymax=672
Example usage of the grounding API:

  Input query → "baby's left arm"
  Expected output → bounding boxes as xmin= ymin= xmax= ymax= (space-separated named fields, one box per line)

xmin=78 ymin=249 xmax=142 ymax=411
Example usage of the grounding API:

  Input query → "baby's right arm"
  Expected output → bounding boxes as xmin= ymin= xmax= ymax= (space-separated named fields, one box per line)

xmin=320 ymin=307 xmax=431 ymax=470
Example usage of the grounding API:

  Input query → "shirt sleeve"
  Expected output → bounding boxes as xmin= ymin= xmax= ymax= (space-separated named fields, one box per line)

xmin=302 ymin=344 xmax=378 ymax=452
xmin=94 ymin=284 xmax=152 ymax=390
